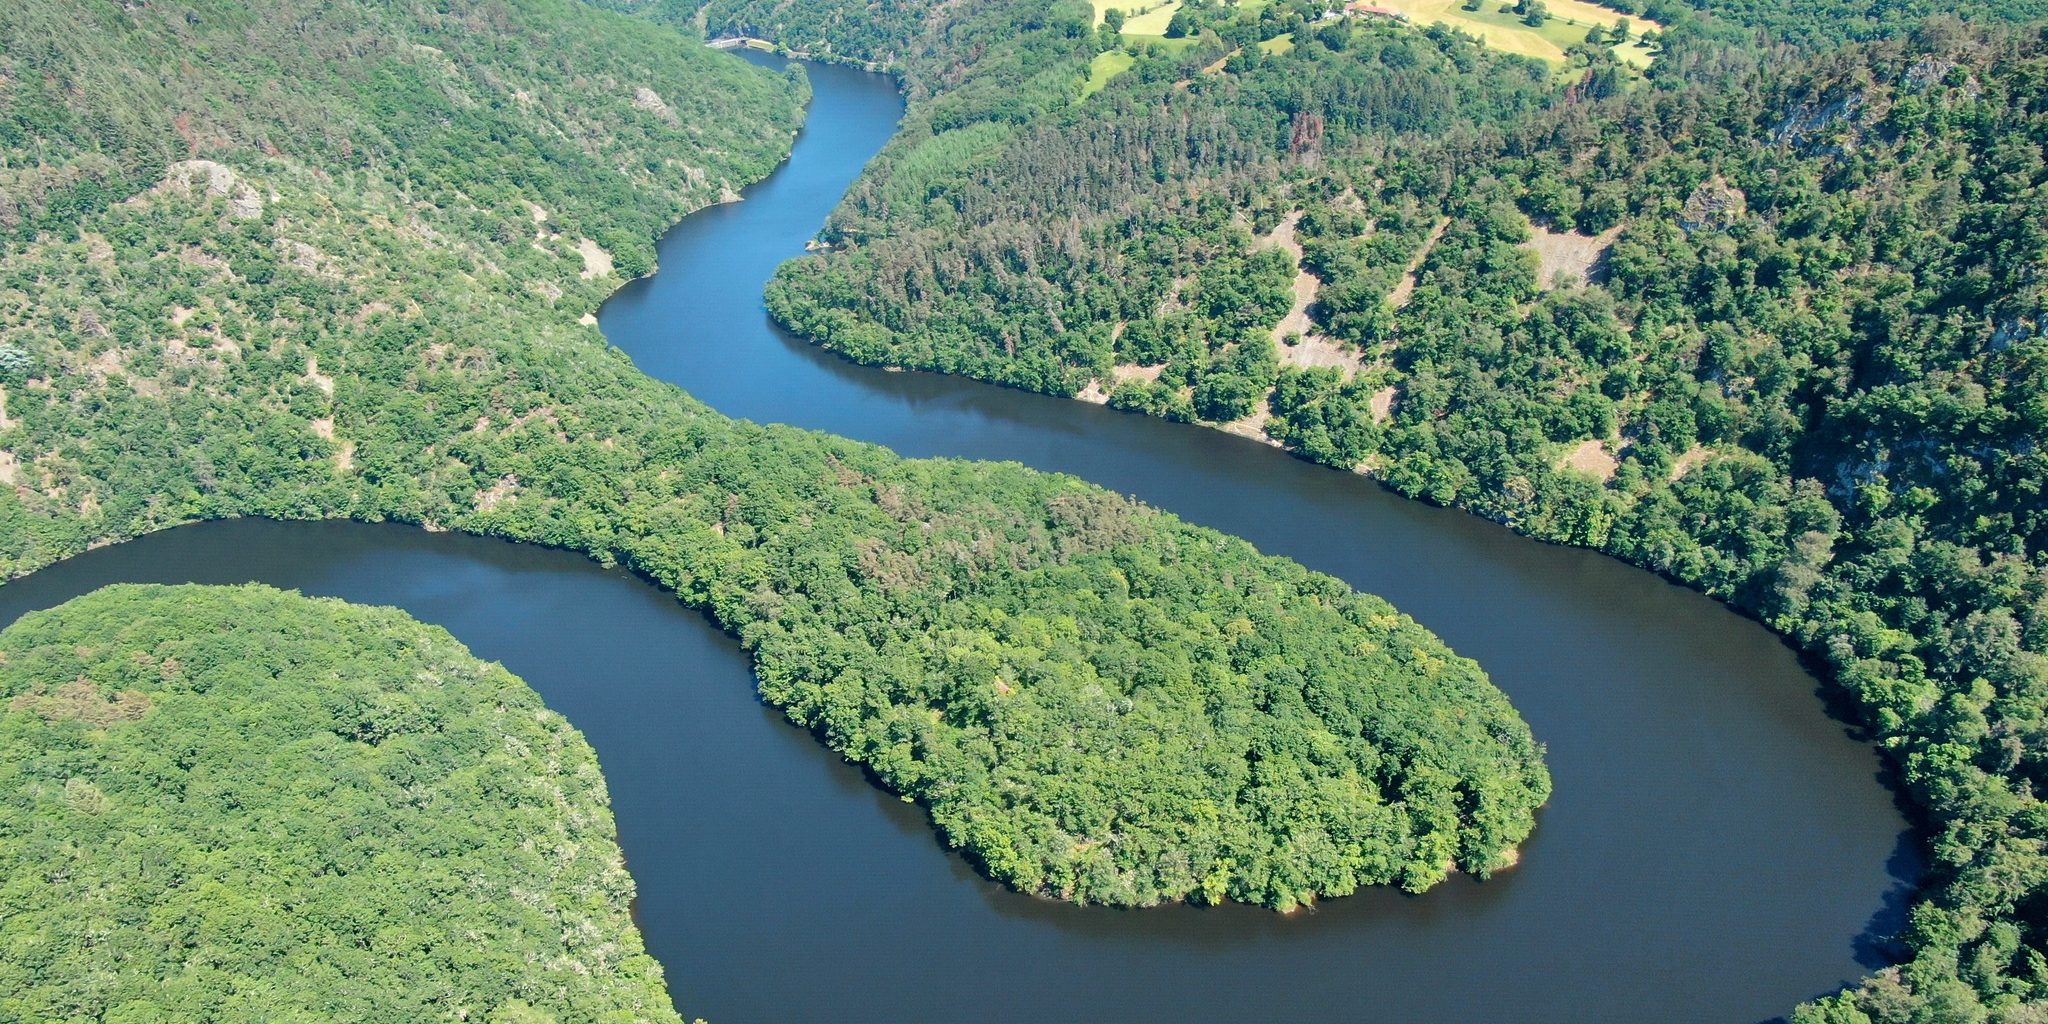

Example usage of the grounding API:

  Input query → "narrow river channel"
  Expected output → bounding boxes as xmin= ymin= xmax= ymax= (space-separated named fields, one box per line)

xmin=0 ymin=52 xmax=1914 ymax=1023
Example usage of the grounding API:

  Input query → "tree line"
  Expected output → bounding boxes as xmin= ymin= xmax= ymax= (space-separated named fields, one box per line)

xmin=0 ymin=0 xmax=1550 ymax=934
xmin=696 ymin=0 xmax=2048 ymax=1014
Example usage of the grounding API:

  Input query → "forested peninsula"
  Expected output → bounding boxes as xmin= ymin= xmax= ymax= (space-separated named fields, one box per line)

xmin=690 ymin=0 xmax=2048 ymax=1018
xmin=0 ymin=0 xmax=1548 ymax=915
xmin=0 ymin=584 xmax=678 ymax=1024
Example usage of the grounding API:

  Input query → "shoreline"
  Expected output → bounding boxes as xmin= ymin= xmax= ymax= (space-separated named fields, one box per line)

xmin=706 ymin=35 xmax=889 ymax=74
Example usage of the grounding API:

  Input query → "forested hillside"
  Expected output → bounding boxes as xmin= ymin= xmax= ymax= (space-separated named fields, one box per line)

xmin=767 ymin=7 xmax=1560 ymax=403
xmin=719 ymin=0 xmax=2048 ymax=1016
xmin=0 ymin=0 xmax=802 ymax=261
xmin=0 ymin=584 xmax=678 ymax=1023
xmin=1666 ymin=0 xmax=2048 ymax=47
xmin=0 ymin=0 xmax=1549 ymax=913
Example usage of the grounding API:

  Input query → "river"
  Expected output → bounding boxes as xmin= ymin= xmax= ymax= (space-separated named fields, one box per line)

xmin=0 ymin=53 xmax=1913 ymax=1023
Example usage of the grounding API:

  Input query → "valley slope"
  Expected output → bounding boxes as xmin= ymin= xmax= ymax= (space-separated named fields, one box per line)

xmin=695 ymin=0 xmax=2048 ymax=1018
xmin=0 ymin=0 xmax=1548 ymax=919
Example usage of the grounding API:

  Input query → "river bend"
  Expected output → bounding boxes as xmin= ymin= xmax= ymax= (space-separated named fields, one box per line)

xmin=0 ymin=53 xmax=1912 ymax=1024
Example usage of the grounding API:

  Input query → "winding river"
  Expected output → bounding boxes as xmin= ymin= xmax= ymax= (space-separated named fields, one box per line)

xmin=0 ymin=54 xmax=1914 ymax=1023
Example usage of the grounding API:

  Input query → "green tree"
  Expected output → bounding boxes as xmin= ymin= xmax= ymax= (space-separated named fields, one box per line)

xmin=0 ymin=343 xmax=28 ymax=384
xmin=0 ymin=585 xmax=684 ymax=1023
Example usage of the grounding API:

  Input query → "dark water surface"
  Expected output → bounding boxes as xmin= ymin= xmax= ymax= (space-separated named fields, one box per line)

xmin=0 ymin=54 xmax=1913 ymax=1023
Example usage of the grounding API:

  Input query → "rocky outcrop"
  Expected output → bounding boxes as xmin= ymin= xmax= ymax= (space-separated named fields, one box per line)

xmin=1680 ymin=176 xmax=1746 ymax=234
xmin=159 ymin=160 xmax=263 ymax=219
xmin=632 ymin=86 xmax=678 ymax=124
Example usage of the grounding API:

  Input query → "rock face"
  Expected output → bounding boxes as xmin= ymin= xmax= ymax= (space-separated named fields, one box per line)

xmin=1771 ymin=89 xmax=1864 ymax=148
xmin=159 ymin=160 xmax=264 ymax=219
xmin=574 ymin=237 xmax=614 ymax=279
xmin=1680 ymin=176 xmax=1746 ymax=234
xmin=632 ymin=86 xmax=679 ymax=124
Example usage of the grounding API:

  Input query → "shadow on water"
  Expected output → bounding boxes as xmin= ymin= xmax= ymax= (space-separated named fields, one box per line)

xmin=1764 ymin=837 xmax=1921 ymax=1024
xmin=0 ymin=51 xmax=1918 ymax=1024
xmin=1855 ymin=836 xmax=1927 ymax=971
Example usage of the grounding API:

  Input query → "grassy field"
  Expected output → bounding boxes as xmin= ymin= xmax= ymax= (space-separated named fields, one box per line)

xmin=1119 ymin=0 xmax=1183 ymax=34
xmin=1081 ymin=48 xmax=1137 ymax=97
xmin=1096 ymin=0 xmax=1655 ymax=67
xmin=1093 ymin=0 xmax=1655 ymax=66
xmin=1371 ymin=0 xmax=1660 ymax=66
xmin=1091 ymin=0 xmax=1197 ymax=53
xmin=1092 ymin=0 xmax=1178 ymax=28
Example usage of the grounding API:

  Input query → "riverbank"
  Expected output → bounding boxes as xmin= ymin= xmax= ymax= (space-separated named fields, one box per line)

xmin=0 ymin=40 xmax=1911 ymax=1019
xmin=708 ymin=34 xmax=889 ymax=72
xmin=594 ymin=54 xmax=1909 ymax=1022
xmin=3 ymin=18 xmax=1553 ymax=928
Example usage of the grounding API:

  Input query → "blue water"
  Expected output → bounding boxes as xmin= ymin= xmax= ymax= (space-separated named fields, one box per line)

xmin=0 ymin=53 xmax=1913 ymax=1023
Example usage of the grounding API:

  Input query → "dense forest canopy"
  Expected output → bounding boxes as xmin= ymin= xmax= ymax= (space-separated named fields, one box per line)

xmin=0 ymin=584 xmax=680 ymax=1024
xmin=0 ymin=0 xmax=805 ymax=263
xmin=701 ymin=0 xmax=2048 ymax=1017
xmin=0 ymin=0 xmax=1549 ymax=919
xmin=30 ymin=0 xmax=2048 ymax=1016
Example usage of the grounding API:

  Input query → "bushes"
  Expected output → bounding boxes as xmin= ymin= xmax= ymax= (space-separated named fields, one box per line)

xmin=0 ymin=0 xmax=1548 ymax=912
xmin=713 ymin=0 xmax=2048 ymax=1010
xmin=0 ymin=585 xmax=681 ymax=1023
